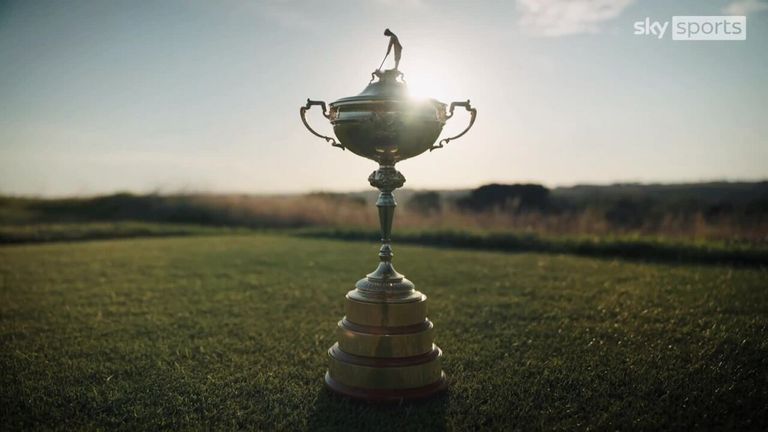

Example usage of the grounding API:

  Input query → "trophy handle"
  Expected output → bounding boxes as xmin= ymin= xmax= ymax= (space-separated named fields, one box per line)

xmin=300 ymin=99 xmax=344 ymax=150
xmin=430 ymin=100 xmax=477 ymax=151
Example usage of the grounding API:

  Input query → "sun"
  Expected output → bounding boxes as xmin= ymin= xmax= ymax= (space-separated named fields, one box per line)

xmin=402 ymin=56 xmax=454 ymax=102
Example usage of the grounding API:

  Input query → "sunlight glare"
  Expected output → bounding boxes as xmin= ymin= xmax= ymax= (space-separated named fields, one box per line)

xmin=407 ymin=72 xmax=450 ymax=102
xmin=403 ymin=52 xmax=458 ymax=103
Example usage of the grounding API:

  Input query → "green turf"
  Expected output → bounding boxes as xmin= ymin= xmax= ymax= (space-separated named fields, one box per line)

xmin=1 ymin=235 xmax=766 ymax=430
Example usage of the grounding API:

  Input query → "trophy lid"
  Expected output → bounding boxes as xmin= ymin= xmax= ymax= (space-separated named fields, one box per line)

xmin=331 ymin=30 xmax=443 ymax=107
xmin=331 ymin=69 xmax=414 ymax=106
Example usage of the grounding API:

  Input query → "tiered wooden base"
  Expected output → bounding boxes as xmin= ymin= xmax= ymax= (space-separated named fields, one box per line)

xmin=325 ymin=286 xmax=447 ymax=401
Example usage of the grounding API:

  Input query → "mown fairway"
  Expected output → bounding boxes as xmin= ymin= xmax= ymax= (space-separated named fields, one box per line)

xmin=1 ymin=235 xmax=766 ymax=430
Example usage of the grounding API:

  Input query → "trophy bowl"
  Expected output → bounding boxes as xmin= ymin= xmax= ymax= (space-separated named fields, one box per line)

xmin=330 ymin=70 xmax=446 ymax=164
xmin=301 ymin=70 xmax=476 ymax=165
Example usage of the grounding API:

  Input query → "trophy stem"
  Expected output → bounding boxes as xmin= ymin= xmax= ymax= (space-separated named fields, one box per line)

xmin=377 ymin=192 xmax=395 ymax=258
xmin=366 ymin=165 xmax=406 ymax=284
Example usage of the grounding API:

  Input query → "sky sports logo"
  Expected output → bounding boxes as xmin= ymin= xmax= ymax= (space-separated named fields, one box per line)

xmin=634 ymin=16 xmax=747 ymax=40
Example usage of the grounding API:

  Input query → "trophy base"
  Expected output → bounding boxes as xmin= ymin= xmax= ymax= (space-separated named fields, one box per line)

xmin=324 ymin=285 xmax=447 ymax=401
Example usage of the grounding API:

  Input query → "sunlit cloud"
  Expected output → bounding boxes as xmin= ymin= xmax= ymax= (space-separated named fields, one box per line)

xmin=517 ymin=0 xmax=635 ymax=37
xmin=723 ymin=0 xmax=768 ymax=15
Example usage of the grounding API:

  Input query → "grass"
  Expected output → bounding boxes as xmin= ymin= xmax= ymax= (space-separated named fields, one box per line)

xmin=1 ymin=234 xmax=767 ymax=430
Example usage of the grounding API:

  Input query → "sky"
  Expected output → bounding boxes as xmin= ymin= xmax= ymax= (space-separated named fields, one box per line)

xmin=1 ymin=0 xmax=767 ymax=196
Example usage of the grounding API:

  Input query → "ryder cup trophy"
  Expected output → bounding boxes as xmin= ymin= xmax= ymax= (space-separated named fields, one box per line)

xmin=300 ymin=29 xmax=477 ymax=401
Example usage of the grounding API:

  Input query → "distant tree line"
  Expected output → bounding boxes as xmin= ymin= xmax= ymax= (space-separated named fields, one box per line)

xmin=407 ymin=184 xmax=550 ymax=214
xmin=407 ymin=182 xmax=768 ymax=229
xmin=1 ymin=181 xmax=765 ymax=236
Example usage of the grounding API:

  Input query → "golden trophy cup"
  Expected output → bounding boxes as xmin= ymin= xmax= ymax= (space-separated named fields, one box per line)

xmin=300 ymin=29 xmax=477 ymax=401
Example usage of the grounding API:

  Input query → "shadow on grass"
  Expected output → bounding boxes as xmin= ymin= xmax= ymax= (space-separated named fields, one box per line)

xmin=296 ymin=228 xmax=768 ymax=268
xmin=307 ymin=386 xmax=450 ymax=432
xmin=0 ymin=222 xmax=248 ymax=245
xmin=3 ymin=222 xmax=766 ymax=268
